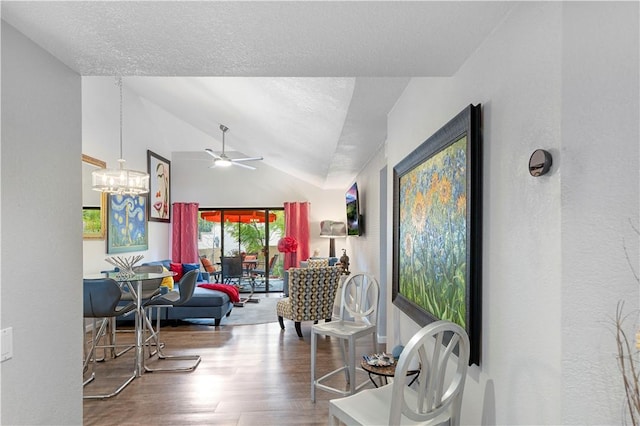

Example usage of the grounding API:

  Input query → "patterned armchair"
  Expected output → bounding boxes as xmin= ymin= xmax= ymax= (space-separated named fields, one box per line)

xmin=276 ymin=266 xmax=342 ymax=337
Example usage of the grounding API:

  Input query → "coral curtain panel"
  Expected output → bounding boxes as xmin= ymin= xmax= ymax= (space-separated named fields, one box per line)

xmin=284 ymin=201 xmax=310 ymax=269
xmin=171 ymin=202 xmax=200 ymax=263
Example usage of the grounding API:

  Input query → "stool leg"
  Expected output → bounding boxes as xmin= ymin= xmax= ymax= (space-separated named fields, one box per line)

xmin=142 ymin=306 xmax=200 ymax=373
xmin=311 ymin=329 xmax=317 ymax=402
xmin=83 ymin=317 xmax=136 ymax=399
xmin=339 ymin=339 xmax=349 ymax=384
xmin=348 ymin=336 xmax=356 ymax=395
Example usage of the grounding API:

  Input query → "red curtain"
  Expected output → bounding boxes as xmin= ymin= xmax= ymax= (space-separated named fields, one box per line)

xmin=171 ymin=202 xmax=200 ymax=263
xmin=283 ymin=201 xmax=310 ymax=269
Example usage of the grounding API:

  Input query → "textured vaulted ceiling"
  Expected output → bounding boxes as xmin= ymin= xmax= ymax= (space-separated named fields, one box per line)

xmin=2 ymin=1 xmax=513 ymax=188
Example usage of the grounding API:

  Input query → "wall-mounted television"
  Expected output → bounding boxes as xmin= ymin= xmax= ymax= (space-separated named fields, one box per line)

xmin=346 ymin=182 xmax=362 ymax=236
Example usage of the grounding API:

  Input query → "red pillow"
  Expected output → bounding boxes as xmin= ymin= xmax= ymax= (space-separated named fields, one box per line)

xmin=170 ymin=262 xmax=183 ymax=281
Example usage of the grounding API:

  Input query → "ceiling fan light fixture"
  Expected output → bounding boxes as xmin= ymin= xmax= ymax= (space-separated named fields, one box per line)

xmin=204 ymin=124 xmax=262 ymax=171
xmin=92 ymin=77 xmax=149 ymax=195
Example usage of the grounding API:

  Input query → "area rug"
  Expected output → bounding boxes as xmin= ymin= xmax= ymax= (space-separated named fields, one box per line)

xmin=183 ymin=295 xmax=281 ymax=326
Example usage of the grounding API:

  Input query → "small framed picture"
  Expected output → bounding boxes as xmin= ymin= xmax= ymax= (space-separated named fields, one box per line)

xmin=147 ymin=150 xmax=171 ymax=223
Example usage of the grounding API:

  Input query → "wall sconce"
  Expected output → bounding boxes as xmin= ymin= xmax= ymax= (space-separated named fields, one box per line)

xmin=529 ymin=149 xmax=553 ymax=177
xmin=319 ymin=220 xmax=347 ymax=257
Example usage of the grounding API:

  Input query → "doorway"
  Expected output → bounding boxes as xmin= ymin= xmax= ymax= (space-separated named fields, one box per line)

xmin=198 ymin=208 xmax=285 ymax=293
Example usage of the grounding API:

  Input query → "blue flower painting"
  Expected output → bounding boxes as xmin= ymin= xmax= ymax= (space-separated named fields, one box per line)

xmin=107 ymin=194 xmax=148 ymax=253
xmin=398 ymin=136 xmax=467 ymax=328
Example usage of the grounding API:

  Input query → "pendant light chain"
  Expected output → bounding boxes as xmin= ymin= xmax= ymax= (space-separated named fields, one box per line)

xmin=117 ymin=76 xmax=124 ymax=161
xmin=90 ymin=76 xmax=150 ymax=195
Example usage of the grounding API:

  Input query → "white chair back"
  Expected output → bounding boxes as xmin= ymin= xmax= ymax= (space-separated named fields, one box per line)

xmin=338 ymin=273 xmax=379 ymax=326
xmin=389 ymin=320 xmax=470 ymax=425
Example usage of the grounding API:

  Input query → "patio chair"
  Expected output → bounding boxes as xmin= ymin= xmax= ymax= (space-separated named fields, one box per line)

xmin=221 ymin=256 xmax=243 ymax=285
xmin=254 ymin=254 xmax=278 ymax=287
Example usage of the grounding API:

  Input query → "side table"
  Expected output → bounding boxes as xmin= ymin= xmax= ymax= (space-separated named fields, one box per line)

xmin=360 ymin=359 xmax=419 ymax=388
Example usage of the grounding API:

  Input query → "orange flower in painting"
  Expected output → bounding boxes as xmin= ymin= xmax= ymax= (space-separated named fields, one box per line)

xmin=425 ymin=172 xmax=440 ymax=209
xmin=431 ymin=172 xmax=440 ymax=187
xmin=456 ymin=194 xmax=466 ymax=215
xmin=439 ymin=177 xmax=452 ymax=205
xmin=412 ymin=191 xmax=427 ymax=231
xmin=409 ymin=172 xmax=417 ymax=187
xmin=404 ymin=233 xmax=413 ymax=257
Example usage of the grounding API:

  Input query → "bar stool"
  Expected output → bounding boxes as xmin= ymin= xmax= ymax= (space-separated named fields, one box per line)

xmin=83 ymin=277 xmax=136 ymax=399
xmin=108 ymin=264 xmax=164 ymax=358
xmin=142 ymin=269 xmax=201 ymax=372
xmin=311 ymin=273 xmax=380 ymax=402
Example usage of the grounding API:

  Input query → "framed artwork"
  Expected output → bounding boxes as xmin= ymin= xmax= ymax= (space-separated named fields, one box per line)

xmin=83 ymin=206 xmax=105 ymax=239
xmin=107 ymin=194 xmax=148 ymax=253
xmin=147 ymin=150 xmax=171 ymax=222
xmin=82 ymin=154 xmax=107 ymax=240
xmin=392 ymin=104 xmax=482 ymax=365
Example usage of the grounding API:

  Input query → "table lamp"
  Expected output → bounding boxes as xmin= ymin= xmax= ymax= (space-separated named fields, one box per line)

xmin=320 ymin=220 xmax=347 ymax=257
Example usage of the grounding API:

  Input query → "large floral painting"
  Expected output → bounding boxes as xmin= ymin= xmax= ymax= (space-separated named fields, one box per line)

xmin=393 ymin=104 xmax=482 ymax=365
xmin=399 ymin=136 xmax=468 ymax=326
xmin=107 ymin=194 xmax=148 ymax=253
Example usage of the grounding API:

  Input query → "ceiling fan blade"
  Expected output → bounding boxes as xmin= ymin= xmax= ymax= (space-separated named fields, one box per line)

xmin=232 ymin=156 xmax=263 ymax=163
xmin=205 ymin=148 xmax=222 ymax=159
xmin=231 ymin=161 xmax=256 ymax=170
xmin=207 ymin=125 xmax=262 ymax=171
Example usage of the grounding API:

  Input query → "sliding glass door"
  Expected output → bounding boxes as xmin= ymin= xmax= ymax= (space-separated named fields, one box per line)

xmin=198 ymin=208 xmax=285 ymax=293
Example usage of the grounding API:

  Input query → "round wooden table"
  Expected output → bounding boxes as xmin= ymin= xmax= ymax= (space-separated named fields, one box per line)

xmin=360 ymin=359 xmax=420 ymax=388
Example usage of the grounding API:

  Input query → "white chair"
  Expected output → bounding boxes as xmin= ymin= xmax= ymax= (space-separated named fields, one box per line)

xmin=311 ymin=273 xmax=379 ymax=402
xmin=328 ymin=320 xmax=470 ymax=426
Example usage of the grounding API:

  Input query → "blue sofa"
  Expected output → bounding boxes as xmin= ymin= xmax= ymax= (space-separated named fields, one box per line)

xmin=134 ymin=259 xmax=234 ymax=326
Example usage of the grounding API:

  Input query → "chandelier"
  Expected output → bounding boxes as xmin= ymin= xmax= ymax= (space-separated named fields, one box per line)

xmin=92 ymin=77 xmax=149 ymax=195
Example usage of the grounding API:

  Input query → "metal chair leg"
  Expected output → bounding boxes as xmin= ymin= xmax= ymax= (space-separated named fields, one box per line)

xmin=142 ymin=307 xmax=201 ymax=372
xmin=83 ymin=317 xmax=136 ymax=399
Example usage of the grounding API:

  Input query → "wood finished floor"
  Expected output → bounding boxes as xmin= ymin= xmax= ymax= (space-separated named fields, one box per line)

xmin=83 ymin=309 xmax=380 ymax=425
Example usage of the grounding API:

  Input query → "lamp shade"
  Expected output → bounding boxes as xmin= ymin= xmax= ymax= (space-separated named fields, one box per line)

xmin=319 ymin=220 xmax=347 ymax=238
xmin=319 ymin=220 xmax=346 ymax=257
xmin=92 ymin=159 xmax=150 ymax=195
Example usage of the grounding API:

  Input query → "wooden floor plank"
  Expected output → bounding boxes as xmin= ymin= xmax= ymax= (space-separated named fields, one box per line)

xmin=83 ymin=320 xmax=380 ymax=425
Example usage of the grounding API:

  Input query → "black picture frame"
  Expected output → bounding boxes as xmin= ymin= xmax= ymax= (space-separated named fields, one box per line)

xmin=392 ymin=104 xmax=482 ymax=365
xmin=147 ymin=150 xmax=171 ymax=223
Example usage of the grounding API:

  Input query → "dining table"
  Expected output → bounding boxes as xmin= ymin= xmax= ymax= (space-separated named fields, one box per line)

xmin=86 ymin=269 xmax=176 ymax=377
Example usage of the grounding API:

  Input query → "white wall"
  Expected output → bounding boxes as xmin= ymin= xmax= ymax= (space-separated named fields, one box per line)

xmin=561 ymin=3 xmax=639 ymax=422
xmin=82 ymin=77 xmax=349 ymax=274
xmin=1 ymin=23 xmax=83 ymax=425
xmin=352 ymin=2 xmax=639 ymax=424
xmin=345 ymin=145 xmax=388 ymax=342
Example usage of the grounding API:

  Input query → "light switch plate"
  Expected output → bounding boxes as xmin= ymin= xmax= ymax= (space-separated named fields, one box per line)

xmin=1 ymin=327 xmax=14 ymax=362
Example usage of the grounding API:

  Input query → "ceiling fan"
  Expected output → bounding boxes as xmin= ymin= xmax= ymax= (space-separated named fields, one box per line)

xmin=205 ymin=124 xmax=263 ymax=170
